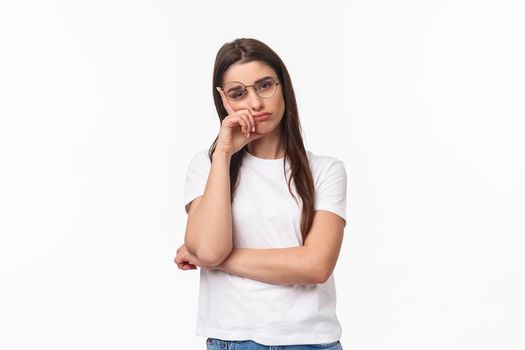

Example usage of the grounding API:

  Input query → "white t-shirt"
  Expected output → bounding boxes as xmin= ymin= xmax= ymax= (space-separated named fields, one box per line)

xmin=183 ymin=148 xmax=348 ymax=346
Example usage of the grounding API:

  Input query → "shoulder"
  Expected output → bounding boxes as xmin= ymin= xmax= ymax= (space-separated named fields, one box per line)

xmin=306 ymin=150 xmax=346 ymax=176
xmin=189 ymin=148 xmax=211 ymax=165
xmin=307 ymin=151 xmax=348 ymax=220
xmin=185 ymin=148 xmax=212 ymax=176
xmin=195 ymin=147 xmax=211 ymax=159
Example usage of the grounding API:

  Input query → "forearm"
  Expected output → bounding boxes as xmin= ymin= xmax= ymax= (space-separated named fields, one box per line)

xmin=214 ymin=246 xmax=323 ymax=285
xmin=184 ymin=150 xmax=233 ymax=266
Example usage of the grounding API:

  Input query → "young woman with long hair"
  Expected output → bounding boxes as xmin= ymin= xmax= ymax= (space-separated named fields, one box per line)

xmin=175 ymin=38 xmax=347 ymax=350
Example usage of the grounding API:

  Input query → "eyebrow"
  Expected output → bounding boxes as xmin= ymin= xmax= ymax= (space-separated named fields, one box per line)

xmin=254 ymin=75 xmax=274 ymax=84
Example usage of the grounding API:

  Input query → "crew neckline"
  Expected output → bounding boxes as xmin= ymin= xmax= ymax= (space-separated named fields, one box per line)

xmin=243 ymin=149 xmax=286 ymax=162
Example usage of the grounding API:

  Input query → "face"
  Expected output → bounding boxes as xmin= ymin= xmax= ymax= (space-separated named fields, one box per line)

xmin=221 ymin=60 xmax=285 ymax=135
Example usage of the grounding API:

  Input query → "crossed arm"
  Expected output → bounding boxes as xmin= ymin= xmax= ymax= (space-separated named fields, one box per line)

xmin=180 ymin=152 xmax=346 ymax=285
xmin=177 ymin=209 xmax=345 ymax=285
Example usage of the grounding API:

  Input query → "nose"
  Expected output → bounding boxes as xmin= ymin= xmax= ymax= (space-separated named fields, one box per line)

xmin=245 ymin=86 xmax=264 ymax=111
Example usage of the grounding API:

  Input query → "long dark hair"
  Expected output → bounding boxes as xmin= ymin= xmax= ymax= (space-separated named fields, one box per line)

xmin=208 ymin=38 xmax=315 ymax=243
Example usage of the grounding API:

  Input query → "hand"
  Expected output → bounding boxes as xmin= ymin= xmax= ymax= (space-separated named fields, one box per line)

xmin=174 ymin=243 xmax=213 ymax=271
xmin=215 ymin=87 xmax=265 ymax=157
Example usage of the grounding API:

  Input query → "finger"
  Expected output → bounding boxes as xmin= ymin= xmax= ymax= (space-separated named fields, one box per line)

xmin=238 ymin=113 xmax=250 ymax=135
xmin=226 ymin=113 xmax=246 ymax=134
xmin=224 ymin=113 xmax=250 ymax=136
xmin=216 ymin=87 xmax=235 ymax=116
xmin=174 ymin=254 xmax=187 ymax=265
xmin=243 ymin=109 xmax=256 ymax=133
xmin=177 ymin=258 xmax=194 ymax=268
xmin=182 ymin=262 xmax=197 ymax=270
xmin=222 ymin=115 xmax=235 ymax=128
xmin=242 ymin=112 xmax=255 ymax=136
xmin=247 ymin=131 xmax=265 ymax=142
xmin=237 ymin=111 xmax=252 ymax=135
xmin=235 ymin=109 xmax=254 ymax=133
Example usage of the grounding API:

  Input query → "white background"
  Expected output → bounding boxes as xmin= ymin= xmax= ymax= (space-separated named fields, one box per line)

xmin=1 ymin=1 xmax=524 ymax=349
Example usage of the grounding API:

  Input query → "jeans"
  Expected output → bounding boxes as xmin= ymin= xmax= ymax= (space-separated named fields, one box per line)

xmin=206 ymin=337 xmax=343 ymax=350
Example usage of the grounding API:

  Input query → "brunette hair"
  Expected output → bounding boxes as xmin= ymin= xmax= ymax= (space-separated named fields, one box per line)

xmin=208 ymin=38 xmax=315 ymax=243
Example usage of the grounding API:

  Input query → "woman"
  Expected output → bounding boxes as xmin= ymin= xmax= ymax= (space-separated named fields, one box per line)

xmin=175 ymin=38 xmax=347 ymax=350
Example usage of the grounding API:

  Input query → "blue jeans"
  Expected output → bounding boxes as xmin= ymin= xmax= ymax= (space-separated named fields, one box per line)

xmin=206 ymin=337 xmax=343 ymax=350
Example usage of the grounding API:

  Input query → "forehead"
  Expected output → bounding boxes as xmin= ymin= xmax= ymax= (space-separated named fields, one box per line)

xmin=222 ymin=61 xmax=277 ymax=85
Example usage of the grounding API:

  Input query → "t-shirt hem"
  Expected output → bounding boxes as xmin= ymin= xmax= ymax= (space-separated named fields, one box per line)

xmin=196 ymin=326 xmax=342 ymax=346
xmin=184 ymin=191 xmax=204 ymax=211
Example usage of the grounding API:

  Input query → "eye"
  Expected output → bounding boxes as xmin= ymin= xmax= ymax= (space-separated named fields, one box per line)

xmin=257 ymin=81 xmax=273 ymax=91
xmin=227 ymin=88 xmax=246 ymax=100
xmin=232 ymin=90 xmax=245 ymax=99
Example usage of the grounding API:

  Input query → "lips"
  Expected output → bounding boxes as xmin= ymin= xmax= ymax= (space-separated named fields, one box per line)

xmin=254 ymin=112 xmax=271 ymax=120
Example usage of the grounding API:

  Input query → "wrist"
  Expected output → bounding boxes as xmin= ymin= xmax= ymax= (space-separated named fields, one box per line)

xmin=212 ymin=149 xmax=232 ymax=161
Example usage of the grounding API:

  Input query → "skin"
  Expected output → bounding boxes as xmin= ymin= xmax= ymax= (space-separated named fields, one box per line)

xmin=175 ymin=60 xmax=345 ymax=284
xmin=175 ymin=60 xmax=287 ymax=270
xmin=220 ymin=60 xmax=286 ymax=160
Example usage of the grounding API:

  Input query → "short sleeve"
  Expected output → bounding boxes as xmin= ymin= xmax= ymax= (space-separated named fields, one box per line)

xmin=183 ymin=150 xmax=211 ymax=214
xmin=314 ymin=159 xmax=347 ymax=222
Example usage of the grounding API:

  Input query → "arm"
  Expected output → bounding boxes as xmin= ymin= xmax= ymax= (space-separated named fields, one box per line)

xmin=184 ymin=150 xmax=233 ymax=266
xmin=215 ymin=210 xmax=346 ymax=285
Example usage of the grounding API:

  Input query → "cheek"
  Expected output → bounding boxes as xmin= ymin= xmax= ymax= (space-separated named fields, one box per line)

xmin=270 ymin=94 xmax=285 ymax=113
xmin=276 ymin=99 xmax=286 ymax=117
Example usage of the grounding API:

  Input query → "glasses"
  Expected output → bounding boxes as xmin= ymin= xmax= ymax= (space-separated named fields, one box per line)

xmin=221 ymin=77 xmax=280 ymax=102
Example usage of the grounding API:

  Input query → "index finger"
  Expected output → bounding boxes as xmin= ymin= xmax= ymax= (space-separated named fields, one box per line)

xmin=216 ymin=86 xmax=235 ymax=116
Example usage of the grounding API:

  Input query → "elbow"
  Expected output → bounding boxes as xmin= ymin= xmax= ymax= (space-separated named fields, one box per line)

xmin=185 ymin=239 xmax=233 ymax=267
xmin=197 ymin=249 xmax=231 ymax=267
xmin=311 ymin=265 xmax=332 ymax=284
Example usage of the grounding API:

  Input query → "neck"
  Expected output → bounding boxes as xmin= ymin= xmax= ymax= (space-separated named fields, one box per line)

xmin=246 ymin=128 xmax=285 ymax=159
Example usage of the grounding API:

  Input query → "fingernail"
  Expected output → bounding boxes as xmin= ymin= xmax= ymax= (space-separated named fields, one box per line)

xmin=216 ymin=87 xmax=220 ymax=92
xmin=252 ymin=126 xmax=255 ymax=132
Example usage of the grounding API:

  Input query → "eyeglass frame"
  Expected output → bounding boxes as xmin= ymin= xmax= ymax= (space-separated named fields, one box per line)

xmin=220 ymin=77 xmax=281 ymax=102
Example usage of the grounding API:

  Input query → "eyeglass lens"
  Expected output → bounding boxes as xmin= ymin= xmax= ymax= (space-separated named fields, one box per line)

xmin=223 ymin=78 xmax=278 ymax=101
